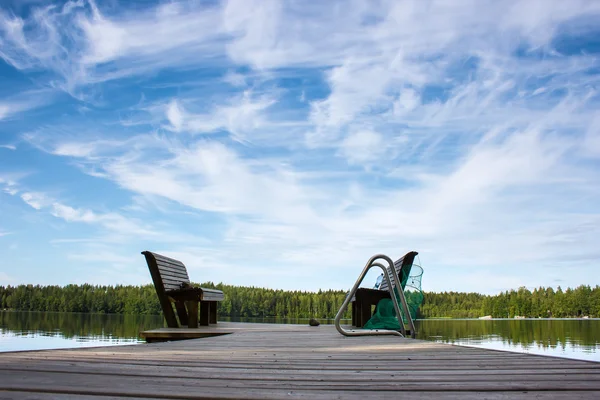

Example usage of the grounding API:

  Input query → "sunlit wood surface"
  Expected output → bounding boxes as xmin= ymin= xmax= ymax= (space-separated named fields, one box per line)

xmin=1 ymin=323 xmax=599 ymax=399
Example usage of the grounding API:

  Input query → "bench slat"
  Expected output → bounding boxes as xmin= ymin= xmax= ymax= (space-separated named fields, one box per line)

xmin=166 ymin=287 xmax=225 ymax=302
xmin=151 ymin=252 xmax=186 ymax=265
xmin=156 ymin=267 xmax=190 ymax=280
xmin=155 ymin=261 xmax=189 ymax=276
xmin=159 ymin=276 xmax=190 ymax=289
xmin=155 ymin=258 xmax=188 ymax=272
xmin=156 ymin=267 xmax=190 ymax=282
xmin=162 ymin=280 xmax=187 ymax=292
xmin=202 ymin=292 xmax=225 ymax=301
xmin=160 ymin=277 xmax=189 ymax=289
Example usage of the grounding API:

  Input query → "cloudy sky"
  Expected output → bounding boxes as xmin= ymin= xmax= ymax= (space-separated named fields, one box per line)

xmin=1 ymin=0 xmax=599 ymax=294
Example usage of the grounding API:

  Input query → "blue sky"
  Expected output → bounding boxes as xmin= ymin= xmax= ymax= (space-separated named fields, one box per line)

xmin=1 ymin=0 xmax=599 ymax=294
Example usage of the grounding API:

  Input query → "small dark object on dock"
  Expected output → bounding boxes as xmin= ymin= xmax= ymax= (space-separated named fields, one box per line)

xmin=309 ymin=318 xmax=320 ymax=326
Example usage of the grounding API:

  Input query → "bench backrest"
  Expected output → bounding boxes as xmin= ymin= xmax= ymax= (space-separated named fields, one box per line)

xmin=379 ymin=251 xmax=418 ymax=292
xmin=142 ymin=251 xmax=191 ymax=293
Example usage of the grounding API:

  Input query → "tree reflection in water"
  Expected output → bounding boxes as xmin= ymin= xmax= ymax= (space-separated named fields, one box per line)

xmin=1 ymin=312 xmax=599 ymax=362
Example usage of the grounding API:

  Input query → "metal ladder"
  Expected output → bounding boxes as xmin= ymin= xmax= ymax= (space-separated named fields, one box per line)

xmin=334 ymin=254 xmax=416 ymax=338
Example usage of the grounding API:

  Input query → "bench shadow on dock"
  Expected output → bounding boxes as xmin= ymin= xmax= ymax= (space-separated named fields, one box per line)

xmin=140 ymin=321 xmax=290 ymax=342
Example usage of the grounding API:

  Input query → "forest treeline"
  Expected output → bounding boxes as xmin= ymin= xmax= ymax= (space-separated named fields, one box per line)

xmin=1 ymin=283 xmax=599 ymax=319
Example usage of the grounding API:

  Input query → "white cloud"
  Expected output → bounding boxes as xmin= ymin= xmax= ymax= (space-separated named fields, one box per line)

xmin=162 ymin=91 xmax=275 ymax=141
xmin=165 ymin=100 xmax=184 ymax=132
xmin=3 ymin=187 xmax=18 ymax=196
xmin=338 ymin=130 xmax=385 ymax=165
xmin=101 ymin=139 xmax=315 ymax=222
xmin=20 ymin=192 xmax=47 ymax=210
xmin=79 ymin=0 xmax=224 ymax=66
xmin=0 ymin=144 xmax=17 ymax=150
xmin=582 ymin=117 xmax=600 ymax=158
xmin=223 ymin=71 xmax=247 ymax=87
xmin=0 ymin=174 xmax=25 ymax=196
xmin=52 ymin=142 xmax=99 ymax=158
xmin=393 ymin=89 xmax=420 ymax=116
xmin=50 ymin=202 xmax=158 ymax=238
xmin=0 ymin=105 xmax=8 ymax=120
xmin=23 ymin=132 xmax=142 ymax=160
xmin=51 ymin=203 xmax=97 ymax=223
xmin=0 ymin=91 xmax=53 ymax=120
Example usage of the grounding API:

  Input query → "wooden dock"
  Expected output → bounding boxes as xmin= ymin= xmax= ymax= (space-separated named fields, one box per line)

xmin=1 ymin=322 xmax=599 ymax=399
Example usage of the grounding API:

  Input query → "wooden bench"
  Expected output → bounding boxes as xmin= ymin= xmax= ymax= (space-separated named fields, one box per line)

xmin=142 ymin=251 xmax=224 ymax=328
xmin=351 ymin=251 xmax=418 ymax=328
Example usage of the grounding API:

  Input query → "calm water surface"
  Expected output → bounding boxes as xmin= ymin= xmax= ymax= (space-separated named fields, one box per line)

xmin=1 ymin=311 xmax=598 ymax=362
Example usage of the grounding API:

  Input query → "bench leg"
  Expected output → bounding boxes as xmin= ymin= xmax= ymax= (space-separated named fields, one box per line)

xmin=186 ymin=301 xmax=198 ymax=328
xmin=161 ymin=303 xmax=179 ymax=328
xmin=174 ymin=301 xmax=188 ymax=327
xmin=199 ymin=301 xmax=210 ymax=326
xmin=210 ymin=301 xmax=218 ymax=324
xmin=360 ymin=301 xmax=372 ymax=328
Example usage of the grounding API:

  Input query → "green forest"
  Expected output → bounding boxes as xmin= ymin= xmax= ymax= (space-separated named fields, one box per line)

xmin=1 ymin=283 xmax=599 ymax=319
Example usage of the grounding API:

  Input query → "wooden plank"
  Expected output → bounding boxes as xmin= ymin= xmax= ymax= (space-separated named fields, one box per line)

xmin=155 ymin=263 xmax=189 ymax=278
xmin=3 ymin=390 xmax=599 ymax=400
xmin=1 ymin=392 xmax=155 ymax=400
xmin=200 ymin=291 xmax=225 ymax=301
xmin=15 ymin=358 xmax=592 ymax=372
xmin=156 ymin=271 xmax=189 ymax=285
xmin=157 ymin=270 xmax=190 ymax=282
xmin=154 ymin=257 xmax=187 ymax=270
xmin=8 ymin=353 xmax=590 ymax=367
xmin=150 ymin=252 xmax=187 ymax=265
xmin=2 ymin=369 xmax=600 ymax=391
xmin=162 ymin=278 xmax=188 ymax=291
xmin=2 ymin=363 xmax=600 ymax=383
xmin=1 ymin=357 xmax=595 ymax=369
xmin=2 ymin=361 xmax=599 ymax=381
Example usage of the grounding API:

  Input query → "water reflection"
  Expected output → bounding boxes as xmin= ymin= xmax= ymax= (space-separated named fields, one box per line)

xmin=416 ymin=318 xmax=600 ymax=362
xmin=0 ymin=311 xmax=164 ymax=352
xmin=1 ymin=312 xmax=599 ymax=362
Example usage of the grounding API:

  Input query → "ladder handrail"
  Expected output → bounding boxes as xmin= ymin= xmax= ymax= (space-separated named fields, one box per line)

xmin=334 ymin=253 xmax=416 ymax=338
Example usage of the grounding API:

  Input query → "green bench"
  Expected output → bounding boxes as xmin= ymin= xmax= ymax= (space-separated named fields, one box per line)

xmin=351 ymin=251 xmax=418 ymax=328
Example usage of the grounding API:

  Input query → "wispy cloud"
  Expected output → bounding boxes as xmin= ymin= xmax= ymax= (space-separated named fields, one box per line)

xmin=20 ymin=192 xmax=48 ymax=210
xmin=0 ymin=174 xmax=24 ymax=196
xmin=0 ymin=90 xmax=53 ymax=120
xmin=0 ymin=0 xmax=226 ymax=96
xmin=50 ymin=202 xmax=158 ymax=238
xmin=162 ymin=91 xmax=276 ymax=141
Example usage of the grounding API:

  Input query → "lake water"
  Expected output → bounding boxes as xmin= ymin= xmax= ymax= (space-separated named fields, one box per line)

xmin=1 ymin=311 xmax=599 ymax=362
